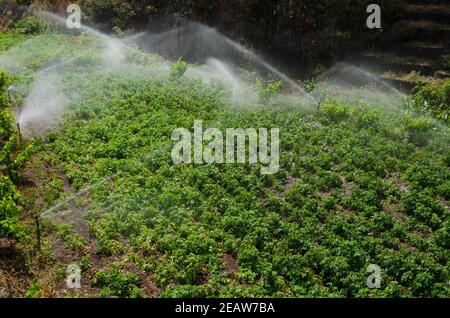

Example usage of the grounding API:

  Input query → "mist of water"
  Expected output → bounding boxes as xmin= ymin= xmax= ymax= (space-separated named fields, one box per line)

xmin=18 ymin=72 xmax=69 ymax=134
xmin=41 ymin=11 xmax=110 ymax=41
xmin=3 ymin=12 xmax=446 ymax=224
xmin=1 ymin=12 xmax=417 ymax=138
xmin=4 ymin=12 xmax=152 ymax=132
xmin=5 ymin=13 xmax=318 ymax=129
xmin=311 ymin=63 xmax=407 ymax=110
xmin=205 ymin=58 xmax=262 ymax=106
xmin=127 ymin=19 xmax=319 ymax=106
xmin=41 ymin=11 xmax=128 ymax=64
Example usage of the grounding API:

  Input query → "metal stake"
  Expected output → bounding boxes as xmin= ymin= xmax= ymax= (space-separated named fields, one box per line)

xmin=35 ymin=216 xmax=41 ymax=252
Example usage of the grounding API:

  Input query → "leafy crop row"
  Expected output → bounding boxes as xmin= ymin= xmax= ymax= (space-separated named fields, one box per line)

xmin=1 ymin=31 xmax=448 ymax=298
xmin=42 ymin=68 xmax=449 ymax=297
xmin=0 ymin=70 xmax=30 ymax=239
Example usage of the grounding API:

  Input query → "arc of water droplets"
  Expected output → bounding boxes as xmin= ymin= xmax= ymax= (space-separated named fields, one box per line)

xmin=40 ymin=11 xmax=153 ymax=61
xmin=39 ymin=144 xmax=172 ymax=220
xmin=39 ymin=173 xmax=120 ymax=219
xmin=33 ymin=14 xmax=417 ymax=220
xmin=222 ymin=36 xmax=319 ymax=105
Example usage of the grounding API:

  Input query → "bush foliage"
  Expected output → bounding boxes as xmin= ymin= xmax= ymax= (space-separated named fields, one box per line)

xmin=0 ymin=70 xmax=27 ymax=239
xmin=411 ymin=79 xmax=450 ymax=124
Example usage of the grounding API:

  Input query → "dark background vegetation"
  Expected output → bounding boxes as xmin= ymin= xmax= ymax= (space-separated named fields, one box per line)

xmin=2 ymin=0 xmax=407 ymax=74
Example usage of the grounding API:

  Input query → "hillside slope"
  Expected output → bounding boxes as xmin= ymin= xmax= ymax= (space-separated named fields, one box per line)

xmin=0 ymin=29 xmax=449 ymax=298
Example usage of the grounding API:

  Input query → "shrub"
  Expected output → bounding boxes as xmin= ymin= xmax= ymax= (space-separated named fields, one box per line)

xmin=304 ymin=79 xmax=318 ymax=93
xmin=14 ymin=15 xmax=53 ymax=35
xmin=0 ymin=70 xmax=26 ymax=240
xmin=433 ymin=55 xmax=450 ymax=72
xmin=433 ymin=223 xmax=450 ymax=249
xmin=93 ymin=267 xmax=145 ymax=298
xmin=0 ymin=70 xmax=7 ymax=89
xmin=44 ymin=178 xmax=64 ymax=205
xmin=321 ymin=102 xmax=349 ymax=122
xmin=351 ymin=105 xmax=381 ymax=129
xmin=162 ymin=285 xmax=208 ymax=298
xmin=411 ymin=79 xmax=450 ymax=124
xmin=56 ymin=224 xmax=86 ymax=251
xmin=257 ymin=80 xmax=283 ymax=105
xmin=402 ymin=116 xmax=434 ymax=146
xmin=24 ymin=282 xmax=43 ymax=298
xmin=170 ymin=58 xmax=188 ymax=79
xmin=77 ymin=0 xmax=148 ymax=30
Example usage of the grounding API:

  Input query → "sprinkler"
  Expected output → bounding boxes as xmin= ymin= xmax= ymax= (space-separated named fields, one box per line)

xmin=316 ymin=96 xmax=322 ymax=112
xmin=7 ymin=86 xmax=16 ymax=105
xmin=35 ymin=216 xmax=41 ymax=252
xmin=7 ymin=86 xmax=11 ymax=103
xmin=17 ymin=123 xmax=22 ymax=144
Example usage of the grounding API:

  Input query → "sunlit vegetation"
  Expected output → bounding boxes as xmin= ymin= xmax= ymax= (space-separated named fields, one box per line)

xmin=0 ymin=24 xmax=449 ymax=298
xmin=411 ymin=79 xmax=450 ymax=124
xmin=0 ymin=70 xmax=29 ymax=239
